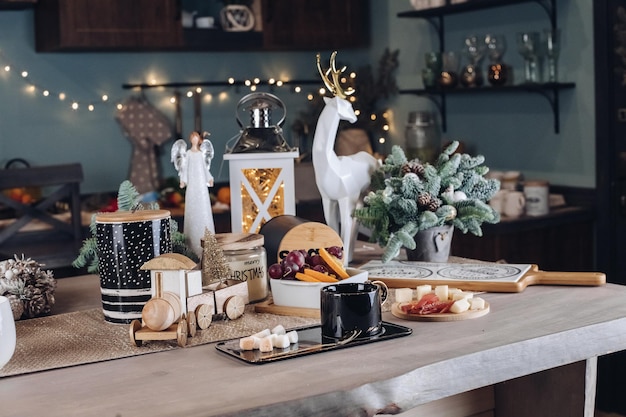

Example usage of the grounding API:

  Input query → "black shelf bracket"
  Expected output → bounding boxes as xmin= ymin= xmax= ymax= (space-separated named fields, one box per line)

xmin=520 ymin=83 xmax=564 ymax=133
xmin=533 ymin=0 xmax=557 ymax=30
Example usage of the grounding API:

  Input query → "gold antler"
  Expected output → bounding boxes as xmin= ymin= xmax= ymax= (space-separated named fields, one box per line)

xmin=316 ymin=51 xmax=355 ymax=99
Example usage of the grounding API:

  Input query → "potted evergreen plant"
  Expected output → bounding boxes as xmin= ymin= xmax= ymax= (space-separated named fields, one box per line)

xmin=353 ymin=141 xmax=500 ymax=263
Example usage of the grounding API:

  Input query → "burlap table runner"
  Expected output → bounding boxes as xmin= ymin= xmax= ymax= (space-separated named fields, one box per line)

xmin=0 ymin=306 xmax=319 ymax=378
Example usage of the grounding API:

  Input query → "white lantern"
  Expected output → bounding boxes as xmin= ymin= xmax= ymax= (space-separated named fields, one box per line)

xmin=224 ymin=151 xmax=299 ymax=233
xmin=224 ymin=92 xmax=299 ymax=233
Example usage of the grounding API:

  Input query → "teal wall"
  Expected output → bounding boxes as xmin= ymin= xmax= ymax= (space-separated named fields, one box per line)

xmin=0 ymin=0 xmax=594 ymax=194
xmin=386 ymin=0 xmax=594 ymax=188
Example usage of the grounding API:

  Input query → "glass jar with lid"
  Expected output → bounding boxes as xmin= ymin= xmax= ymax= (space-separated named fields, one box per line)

xmin=214 ymin=233 xmax=268 ymax=303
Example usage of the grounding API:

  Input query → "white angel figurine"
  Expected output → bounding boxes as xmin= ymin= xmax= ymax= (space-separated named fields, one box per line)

xmin=171 ymin=131 xmax=215 ymax=258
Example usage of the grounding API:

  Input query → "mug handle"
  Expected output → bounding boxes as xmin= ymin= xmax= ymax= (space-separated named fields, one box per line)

xmin=370 ymin=280 xmax=389 ymax=306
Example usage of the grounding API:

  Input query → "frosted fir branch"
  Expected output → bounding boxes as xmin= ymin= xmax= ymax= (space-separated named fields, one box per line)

xmin=117 ymin=180 xmax=140 ymax=211
xmin=458 ymin=153 xmax=486 ymax=170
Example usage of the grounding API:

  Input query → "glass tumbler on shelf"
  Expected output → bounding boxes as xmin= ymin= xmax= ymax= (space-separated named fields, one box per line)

xmin=543 ymin=28 xmax=560 ymax=83
xmin=485 ymin=33 xmax=510 ymax=86
xmin=422 ymin=52 xmax=442 ymax=88
xmin=460 ymin=34 xmax=486 ymax=87
xmin=517 ymin=32 xmax=542 ymax=83
xmin=439 ymin=51 xmax=460 ymax=88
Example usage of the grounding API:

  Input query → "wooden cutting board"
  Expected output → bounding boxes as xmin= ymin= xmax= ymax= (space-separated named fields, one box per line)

xmin=358 ymin=260 xmax=606 ymax=292
xmin=254 ymin=298 xmax=320 ymax=319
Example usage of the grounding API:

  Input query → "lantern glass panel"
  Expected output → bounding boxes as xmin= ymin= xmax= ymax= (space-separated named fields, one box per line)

xmin=240 ymin=168 xmax=285 ymax=233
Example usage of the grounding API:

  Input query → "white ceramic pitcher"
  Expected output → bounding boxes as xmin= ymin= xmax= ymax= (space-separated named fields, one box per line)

xmin=0 ymin=296 xmax=16 ymax=369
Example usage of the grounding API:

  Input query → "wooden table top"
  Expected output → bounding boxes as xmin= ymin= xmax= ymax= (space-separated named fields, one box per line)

xmin=2 ymin=259 xmax=626 ymax=416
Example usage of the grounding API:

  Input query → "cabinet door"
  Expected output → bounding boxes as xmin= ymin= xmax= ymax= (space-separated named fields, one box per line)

xmin=261 ymin=0 xmax=368 ymax=50
xmin=35 ymin=0 xmax=183 ymax=51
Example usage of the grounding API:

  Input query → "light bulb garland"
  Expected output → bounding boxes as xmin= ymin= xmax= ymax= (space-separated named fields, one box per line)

xmin=0 ymin=49 xmax=120 ymax=113
xmin=0 ymin=48 xmax=392 ymax=144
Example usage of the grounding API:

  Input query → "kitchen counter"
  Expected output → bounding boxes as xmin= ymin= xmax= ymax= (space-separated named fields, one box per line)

xmin=1 ymin=264 xmax=624 ymax=416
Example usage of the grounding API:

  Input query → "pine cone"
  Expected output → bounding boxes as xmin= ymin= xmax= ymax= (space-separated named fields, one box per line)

xmin=402 ymin=161 xmax=425 ymax=177
xmin=416 ymin=193 xmax=441 ymax=212
xmin=7 ymin=294 xmax=24 ymax=320
xmin=417 ymin=193 xmax=433 ymax=208
xmin=426 ymin=199 xmax=441 ymax=212
xmin=23 ymin=287 xmax=46 ymax=319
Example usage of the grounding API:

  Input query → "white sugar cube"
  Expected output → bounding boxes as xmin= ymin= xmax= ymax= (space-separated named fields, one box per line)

xmin=271 ymin=324 xmax=286 ymax=335
xmin=395 ymin=288 xmax=414 ymax=303
xmin=239 ymin=336 xmax=257 ymax=351
xmin=259 ymin=336 xmax=274 ymax=352
xmin=286 ymin=330 xmax=298 ymax=344
xmin=273 ymin=334 xmax=291 ymax=349
xmin=252 ymin=328 xmax=271 ymax=338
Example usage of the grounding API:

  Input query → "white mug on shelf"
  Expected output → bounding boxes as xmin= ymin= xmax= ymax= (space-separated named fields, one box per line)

xmin=524 ymin=180 xmax=550 ymax=216
xmin=503 ymin=191 xmax=526 ymax=218
xmin=488 ymin=189 xmax=508 ymax=214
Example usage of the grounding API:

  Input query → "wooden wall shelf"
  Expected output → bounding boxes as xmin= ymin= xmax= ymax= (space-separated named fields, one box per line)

xmin=399 ymin=82 xmax=576 ymax=133
xmin=0 ymin=0 xmax=36 ymax=10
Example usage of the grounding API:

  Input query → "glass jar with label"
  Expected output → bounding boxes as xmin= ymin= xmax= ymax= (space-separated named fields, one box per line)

xmin=215 ymin=233 xmax=268 ymax=302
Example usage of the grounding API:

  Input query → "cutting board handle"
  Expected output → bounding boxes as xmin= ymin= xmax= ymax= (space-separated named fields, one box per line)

xmin=525 ymin=270 xmax=606 ymax=287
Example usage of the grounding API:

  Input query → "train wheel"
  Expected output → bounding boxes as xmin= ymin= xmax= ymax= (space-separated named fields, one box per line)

xmin=129 ymin=320 xmax=142 ymax=347
xmin=187 ymin=311 xmax=197 ymax=337
xmin=223 ymin=295 xmax=245 ymax=320
xmin=177 ymin=319 xmax=188 ymax=347
xmin=195 ymin=304 xmax=213 ymax=330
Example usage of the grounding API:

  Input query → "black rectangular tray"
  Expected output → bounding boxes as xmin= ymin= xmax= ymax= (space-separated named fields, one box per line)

xmin=215 ymin=321 xmax=412 ymax=364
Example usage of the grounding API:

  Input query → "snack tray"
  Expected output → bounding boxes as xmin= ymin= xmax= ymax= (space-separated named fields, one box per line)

xmin=215 ymin=322 xmax=412 ymax=364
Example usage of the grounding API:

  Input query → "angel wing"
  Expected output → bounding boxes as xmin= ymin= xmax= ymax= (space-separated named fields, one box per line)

xmin=171 ymin=138 xmax=188 ymax=177
xmin=200 ymin=134 xmax=215 ymax=173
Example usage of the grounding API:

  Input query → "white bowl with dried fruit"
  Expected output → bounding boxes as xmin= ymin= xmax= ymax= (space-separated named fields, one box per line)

xmin=269 ymin=247 xmax=368 ymax=309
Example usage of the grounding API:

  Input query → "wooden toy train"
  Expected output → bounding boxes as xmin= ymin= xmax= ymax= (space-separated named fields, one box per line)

xmin=129 ymin=253 xmax=248 ymax=347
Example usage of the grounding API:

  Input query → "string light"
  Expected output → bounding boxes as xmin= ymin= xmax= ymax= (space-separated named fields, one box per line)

xmin=0 ymin=48 xmax=337 ymax=115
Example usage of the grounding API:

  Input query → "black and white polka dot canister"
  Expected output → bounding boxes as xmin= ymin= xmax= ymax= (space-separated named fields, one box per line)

xmin=96 ymin=210 xmax=172 ymax=324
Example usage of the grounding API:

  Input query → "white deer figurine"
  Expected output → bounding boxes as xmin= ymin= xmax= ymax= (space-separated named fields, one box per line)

xmin=312 ymin=52 xmax=378 ymax=264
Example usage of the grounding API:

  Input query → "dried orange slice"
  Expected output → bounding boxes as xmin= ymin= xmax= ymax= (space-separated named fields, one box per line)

xmin=319 ymin=248 xmax=349 ymax=279
xmin=294 ymin=272 xmax=320 ymax=282
xmin=303 ymin=268 xmax=338 ymax=283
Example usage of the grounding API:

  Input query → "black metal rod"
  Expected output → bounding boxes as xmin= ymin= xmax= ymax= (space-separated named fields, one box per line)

xmin=122 ymin=79 xmax=321 ymax=90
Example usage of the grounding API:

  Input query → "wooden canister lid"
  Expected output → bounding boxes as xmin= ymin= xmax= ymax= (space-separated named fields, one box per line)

xmin=214 ymin=233 xmax=264 ymax=251
xmin=278 ymin=222 xmax=342 ymax=261
xmin=95 ymin=209 xmax=171 ymax=223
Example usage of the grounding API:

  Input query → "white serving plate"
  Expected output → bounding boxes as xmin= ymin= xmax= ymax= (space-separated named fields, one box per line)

xmin=269 ymin=268 xmax=369 ymax=309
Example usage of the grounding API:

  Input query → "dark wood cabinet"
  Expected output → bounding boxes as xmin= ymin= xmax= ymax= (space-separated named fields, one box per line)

xmin=451 ymin=207 xmax=595 ymax=272
xmin=261 ymin=0 xmax=368 ymax=50
xmin=34 ymin=0 xmax=368 ymax=52
xmin=0 ymin=0 xmax=36 ymax=9
xmin=35 ymin=0 xmax=183 ymax=51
